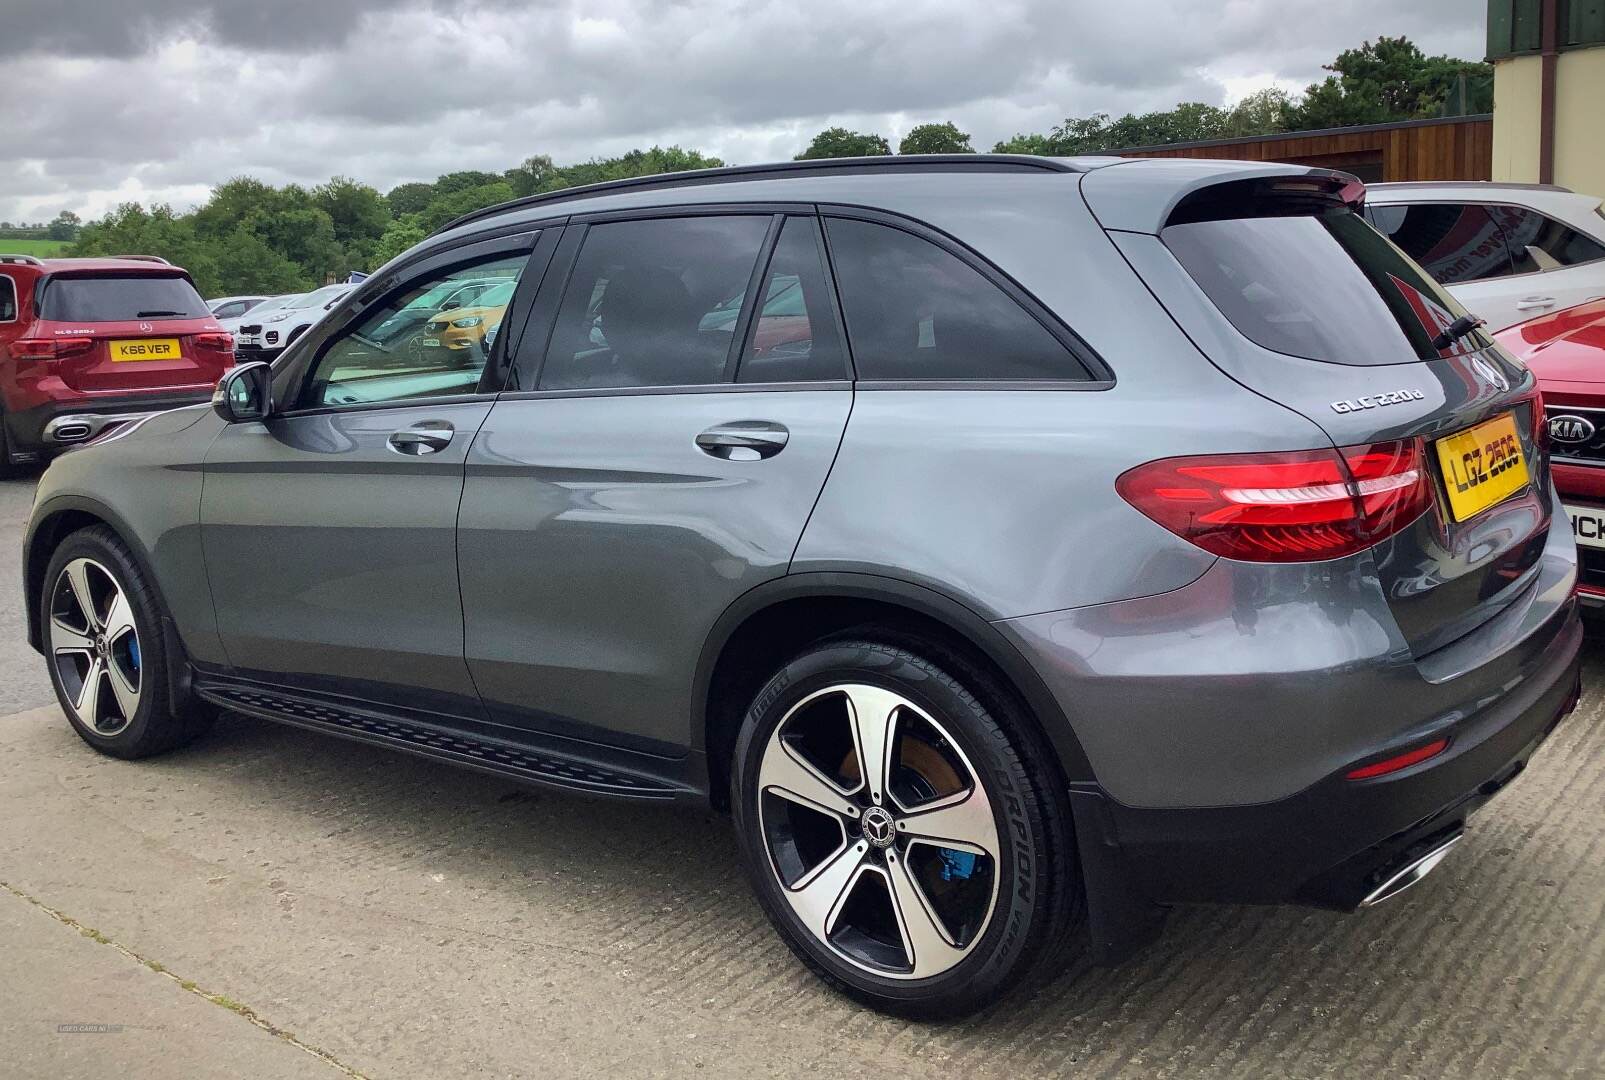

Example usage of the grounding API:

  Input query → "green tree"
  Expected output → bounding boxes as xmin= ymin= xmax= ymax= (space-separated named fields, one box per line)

xmin=505 ymin=154 xmax=565 ymax=198
xmin=416 ymin=181 xmax=517 ymax=233
xmin=386 ymin=182 xmax=436 ymax=217
xmin=372 ymin=216 xmax=428 ymax=267
xmin=46 ymin=210 xmax=81 ymax=241
xmin=312 ymin=176 xmax=390 ymax=254
xmin=432 ymin=170 xmax=504 ymax=196
xmin=899 ymin=122 xmax=974 ymax=155
xmin=1223 ymin=88 xmax=1296 ymax=137
xmin=795 ymin=127 xmax=891 ymax=160
xmin=212 ymin=228 xmax=309 ymax=293
xmin=69 ymin=203 xmax=222 ymax=294
xmin=992 ymin=132 xmax=1061 ymax=155
xmin=1291 ymin=36 xmax=1494 ymax=129
xmin=192 ymin=176 xmax=283 ymax=239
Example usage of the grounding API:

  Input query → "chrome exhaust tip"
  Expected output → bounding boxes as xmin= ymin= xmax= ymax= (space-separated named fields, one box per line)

xmin=1359 ymin=833 xmax=1463 ymax=908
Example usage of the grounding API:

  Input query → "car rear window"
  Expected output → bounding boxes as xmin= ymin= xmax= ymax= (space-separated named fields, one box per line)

xmin=1164 ymin=208 xmax=1489 ymax=365
xmin=39 ymin=275 xmax=210 ymax=322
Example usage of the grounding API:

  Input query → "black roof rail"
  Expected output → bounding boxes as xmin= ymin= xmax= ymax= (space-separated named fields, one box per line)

xmin=0 ymin=254 xmax=44 ymax=266
xmin=433 ymin=154 xmax=1083 ymax=236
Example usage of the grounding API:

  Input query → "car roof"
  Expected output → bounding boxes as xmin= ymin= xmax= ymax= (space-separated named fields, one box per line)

xmin=1367 ymin=181 xmax=1603 ymax=213
xmin=0 ymin=255 xmax=185 ymax=275
xmin=425 ymin=154 xmax=1337 ymax=248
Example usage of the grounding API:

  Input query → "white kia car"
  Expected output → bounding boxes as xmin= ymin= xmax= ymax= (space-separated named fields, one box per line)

xmin=235 ymin=283 xmax=355 ymax=361
xmin=1366 ymin=182 xmax=1605 ymax=331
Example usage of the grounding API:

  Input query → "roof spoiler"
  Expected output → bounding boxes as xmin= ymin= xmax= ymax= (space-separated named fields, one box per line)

xmin=1165 ymin=173 xmax=1366 ymax=228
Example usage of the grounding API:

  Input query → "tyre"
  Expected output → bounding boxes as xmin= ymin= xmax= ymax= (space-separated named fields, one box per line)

xmin=731 ymin=636 xmax=1082 ymax=1018
xmin=40 ymin=526 xmax=215 ymax=759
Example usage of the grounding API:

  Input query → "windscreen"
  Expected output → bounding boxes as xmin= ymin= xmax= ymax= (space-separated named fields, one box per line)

xmin=40 ymin=274 xmax=209 ymax=322
xmin=1163 ymin=208 xmax=1491 ymax=365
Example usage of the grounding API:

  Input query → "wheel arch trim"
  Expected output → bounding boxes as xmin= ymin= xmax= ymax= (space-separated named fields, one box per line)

xmin=691 ymin=571 xmax=1097 ymax=783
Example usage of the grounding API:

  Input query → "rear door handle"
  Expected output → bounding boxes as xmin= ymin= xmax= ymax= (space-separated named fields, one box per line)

xmin=1515 ymin=296 xmax=1556 ymax=311
xmin=695 ymin=421 xmax=789 ymax=461
xmin=388 ymin=421 xmax=454 ymax=455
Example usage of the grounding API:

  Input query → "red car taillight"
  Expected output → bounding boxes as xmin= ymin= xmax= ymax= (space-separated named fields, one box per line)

xmin=1116 ymin=440 xmax=1432 ymax=563
xmin=10 ymin=337 xmax=93 ymax=361
xmin=192 ymin=332 xmax=234 ymax=352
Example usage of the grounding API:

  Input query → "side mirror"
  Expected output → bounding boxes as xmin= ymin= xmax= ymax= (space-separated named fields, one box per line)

xmin=212 ymin=362 xmax=272 ymax=423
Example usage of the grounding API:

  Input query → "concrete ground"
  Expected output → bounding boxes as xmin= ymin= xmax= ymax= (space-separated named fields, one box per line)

xmin=0 ymin=471 xmax=1602 ymax=1079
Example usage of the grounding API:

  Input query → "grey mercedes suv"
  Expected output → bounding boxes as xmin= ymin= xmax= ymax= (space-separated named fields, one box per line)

xmin=23 ymin=156 xmax=1583 ymax=1017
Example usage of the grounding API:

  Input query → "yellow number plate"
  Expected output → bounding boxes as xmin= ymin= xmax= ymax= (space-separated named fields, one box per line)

xmin=1434 ymin=412 xmax=1529 ymax=522
xmin=109 ymin=338 xmax=181 ymax=362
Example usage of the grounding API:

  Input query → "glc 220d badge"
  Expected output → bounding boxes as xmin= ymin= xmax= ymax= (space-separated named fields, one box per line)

xmin=1330 ymin=389 xmax=1427 ymax=414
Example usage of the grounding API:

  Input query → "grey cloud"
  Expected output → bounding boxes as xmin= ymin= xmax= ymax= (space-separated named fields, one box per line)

xmin=0 ymin=0 xmax=1487 ymax=222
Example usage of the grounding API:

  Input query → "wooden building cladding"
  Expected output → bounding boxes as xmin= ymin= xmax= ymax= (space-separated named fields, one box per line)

xmin=1112 ymin=115 xmax=1493 ymax=184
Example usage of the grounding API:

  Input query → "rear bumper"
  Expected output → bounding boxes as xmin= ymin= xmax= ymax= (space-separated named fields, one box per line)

xmin=1086 ymin=600 xmax=1581 ymax=908
xmin=3 ymin=391 xmax=211 ymax=458
xmin=234 ymin=344 xmax=283 ymax=363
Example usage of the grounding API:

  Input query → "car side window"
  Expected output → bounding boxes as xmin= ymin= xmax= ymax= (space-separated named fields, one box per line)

xmin=1488 ymin=205 xmax=1605 ymax=273
xmin=823 ymin=217 xmax=1088 ymax=381
xmin=0 ymin=275 xmax=15 ymax=322
xmin=214 ymin=300 xmax=247 ymax=318
xmin=736 ymin=217 xmax=848 ymax=383
xmin=1368 ymin=203 xmax=1516 ymax=284
xmin=296 ymin=252 xmax=529 ymax=410
xmin=538 ymin=215 xmax=770 ymax=391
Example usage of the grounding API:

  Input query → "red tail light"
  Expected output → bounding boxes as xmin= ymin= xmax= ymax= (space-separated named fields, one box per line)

xmin=192 ymin=332 xmax=234 ymax=352
xmin=10 ymin=337 xmax=93 ymax=361
xmin=1530 ymin=390 xmax=1548 ymax=453
xmin=1116 ymin=440 xmax=1432 ymax=563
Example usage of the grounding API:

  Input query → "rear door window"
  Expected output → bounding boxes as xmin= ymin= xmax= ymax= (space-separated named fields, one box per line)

xmin=1164 ymin=208 xmax=1489 ymax=365
xmin=39 ymin=275 xmax=210 ymax=322
xmin=1368 ymin=203 xmax=1516 ymax=284
xmin=825 ymin=217 xmax=1090 ymax=381
xmin=0 ymin=275 xmax=15 ymax=322
xmin=538 ymin=215 xmax=770 ymax=391
xmin=1488 ymin=205 xmax=1605 ymax=273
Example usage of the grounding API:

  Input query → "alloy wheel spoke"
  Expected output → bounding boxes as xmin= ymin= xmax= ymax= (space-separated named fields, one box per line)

xmin=106 ymin=659 xmax=140 ymax=721
xmin=74 ymin=657 xmax=104 ymax=722
xmin=65 ymin=561 xmax=100 ymax=630
xmin=788 ymin=841 xmax=867 ymax=940
xmin=898 ymin=790 xmax=999 ymax=859
xmin=50 ymin=619 xmax=94 ymax=655
xmin=885 ymin=854 xmax=968 ymax=976
xmin=102 ymin=588 xmax=136 ymax=644
xmin=843 ymin=684 xmax=904 ymax=805
xmin=759 ymin=739 xmax=860 ymax=820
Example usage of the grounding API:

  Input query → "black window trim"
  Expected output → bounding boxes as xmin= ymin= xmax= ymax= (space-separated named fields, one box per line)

xmin=1371 ymin=198 xmax=1605 ymax=280
xmin=274 ymin=225 xmax=552 ymax=419
xmin=818 ymin=203 xmax=1116 ymax=390
xmin=731 ymin=213 xmax=855 ymax=384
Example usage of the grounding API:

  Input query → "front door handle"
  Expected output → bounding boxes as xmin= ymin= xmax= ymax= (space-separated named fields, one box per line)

xmin=695 ymin=421 xmax=789 ymax=461
xmin=388 ymin=421 xmax=455 ymax=456
xmin=1515 ymin=296 xmax=1556 ymax=311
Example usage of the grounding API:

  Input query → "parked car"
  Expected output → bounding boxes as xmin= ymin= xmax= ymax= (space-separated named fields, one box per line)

xmin=207 ymin=295 xmax=270 ymax=320
xmin=216 ymin=293 xmax=299 ymax=337
xmin=234 ymin=283 xmax=355 ymax=361
xmin=1366 ymin=181 xmax=1605 ymax=331
xmin=419 ymin=280 xmax=516 ymax=362
xmin=1495 ymin=296 xmax=1605 ymax=604
xmin=0 ymin=253 xmax=235 ymax=468
xmin=24 ymin=157 xmax=1581 ymax=1018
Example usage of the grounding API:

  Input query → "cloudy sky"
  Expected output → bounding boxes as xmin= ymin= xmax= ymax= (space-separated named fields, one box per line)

xmin=0 ymin=0 xmax=1484 ymax=223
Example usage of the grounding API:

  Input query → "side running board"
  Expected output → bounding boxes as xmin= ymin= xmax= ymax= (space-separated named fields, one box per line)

xmin=194 ymin=682 xmax=682 ymax=800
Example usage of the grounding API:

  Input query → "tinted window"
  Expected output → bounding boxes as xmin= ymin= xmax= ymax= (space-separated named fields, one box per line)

xmin=540 ymin=216 xmax=769 ymax=391
xmin=1165 ymin=209 xmax=1489 ymax=365
xmin=824 ymin=217 xmax=1084 ymax=381
xmin=1368 ymin=203 xmax=1516 ymax=283
xmin=213 ymin=300 xmax=249 ymax=318
xmin=736 ymin=217 xmax=847 ymax=383
xmin=0 ymin=275 xmax=15 ymax=322
xmin=298 ymin=251 xmax=528 ymax=409
xmin=1489 ymin=205 xmax=1605 ymax=273
xmin=39 ymin=275 xmax=209 ymax=322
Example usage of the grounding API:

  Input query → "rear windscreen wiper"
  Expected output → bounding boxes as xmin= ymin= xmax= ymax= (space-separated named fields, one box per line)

xmin=1431 ymin=314 xmax=1486 ymax=352
xmin=135 ymin=309 xmax=184 ymax=317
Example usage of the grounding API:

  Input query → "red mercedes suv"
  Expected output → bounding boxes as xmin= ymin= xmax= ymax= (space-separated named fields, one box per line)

xmin=0 ymin=254 xmax=234 ymax=469
xmin=1497 ymin=297 xmax=1605 ymax=605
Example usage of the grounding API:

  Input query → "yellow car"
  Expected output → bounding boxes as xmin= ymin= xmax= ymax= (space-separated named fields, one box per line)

xmin=420 ymin=282 xmax=516 ymax=363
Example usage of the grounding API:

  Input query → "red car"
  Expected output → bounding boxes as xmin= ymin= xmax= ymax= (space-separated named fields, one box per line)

xmin=1496 ymin=297 xmax=1605 ymax=604
xmin=0 ymin=254 xmax=234 ymax=469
